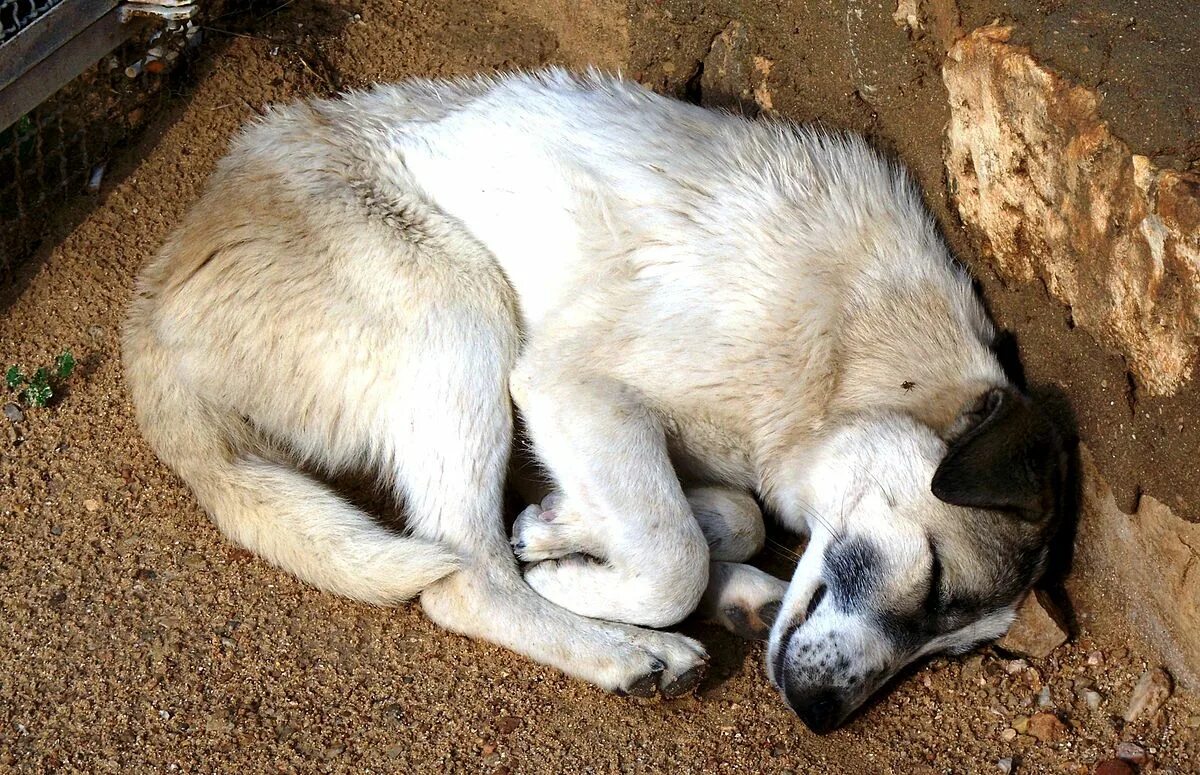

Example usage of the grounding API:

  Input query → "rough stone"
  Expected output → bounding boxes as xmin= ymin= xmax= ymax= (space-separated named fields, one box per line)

xmin=892 ymin=0 xmax=919 ymax=30
xmin=891 ymin=0 xmax=962 ymax=50
xmin=1027 ymin=712 xmax=1067 ymax=743
xmin=1093 ymin=759 xmax=1134 ymax=775
xmin=944 ymin=25 xmax=1200 ymax=396
xmin=698 ymin=21 xmax=770 ymax=115
xmin=1124 ymin=668 xmax=1173 ymax=723
xmin=996 ymin=589 xmax=1069 ymax=659
xmin=1072 ymin=447 xmax=1200 ymax=689
xmin=1113 ymin=741 xmax=1149 ymax=766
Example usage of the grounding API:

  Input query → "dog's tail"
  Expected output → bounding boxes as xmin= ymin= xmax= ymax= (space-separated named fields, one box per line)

xmin=121 ymin=321 xmax=459 ymax=605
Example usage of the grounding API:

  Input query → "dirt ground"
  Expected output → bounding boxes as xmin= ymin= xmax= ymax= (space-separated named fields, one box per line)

xmin=2 ymin=1 xmax=1198 ymax=773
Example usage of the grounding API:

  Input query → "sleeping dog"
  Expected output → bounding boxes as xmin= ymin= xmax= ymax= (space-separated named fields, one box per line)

xmin=123 ymin=70 xmax=1066 ymax=732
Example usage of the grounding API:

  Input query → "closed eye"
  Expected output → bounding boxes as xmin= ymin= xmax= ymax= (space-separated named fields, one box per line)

xmin=924 ymin=538 xmax=943 ymax=614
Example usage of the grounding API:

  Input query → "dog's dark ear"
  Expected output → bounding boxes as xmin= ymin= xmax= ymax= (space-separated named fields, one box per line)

xmin=931 ymin=387 xmax=1063 ymax=521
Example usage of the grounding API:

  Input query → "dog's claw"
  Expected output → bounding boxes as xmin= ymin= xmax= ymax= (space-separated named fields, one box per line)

xmin=661 ymin=663 xmax=706 ymax=698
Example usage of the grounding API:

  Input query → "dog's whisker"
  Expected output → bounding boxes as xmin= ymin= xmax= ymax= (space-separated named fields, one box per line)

xmin=766 ymin=538 xmax=803 ymax=563
xmin=790 ymin=496 xmax=840 ymax=539
xmin=858 ymin=464 xmax=897 ymax=507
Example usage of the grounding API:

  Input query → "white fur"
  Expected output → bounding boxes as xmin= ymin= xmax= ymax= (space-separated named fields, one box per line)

xmin=124 ymin=70 xmax=1012 ymax=701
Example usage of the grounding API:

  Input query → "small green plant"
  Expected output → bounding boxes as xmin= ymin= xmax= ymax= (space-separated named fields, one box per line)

xmin=5 ymin=351 xmax=76 ymax=409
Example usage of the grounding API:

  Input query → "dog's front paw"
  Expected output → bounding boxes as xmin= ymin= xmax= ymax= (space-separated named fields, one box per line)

xmin=699 ymin=561 xmax=787 ymax=640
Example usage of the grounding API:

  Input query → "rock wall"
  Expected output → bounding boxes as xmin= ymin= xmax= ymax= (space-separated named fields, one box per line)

xmin=943 ymin=26 xmax=1200 ymax=397
xmin=1073 ymin=447 xmax=1200 ymax=687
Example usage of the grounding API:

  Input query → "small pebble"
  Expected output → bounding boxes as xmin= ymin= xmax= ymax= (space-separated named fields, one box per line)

xmin=1124 ymin=668 xmax=1172 ymax=722
xmin=495 ymin=716 xmax=520 ymax=735
xmin=1006 ymin=660 xmax=1029 ymax=675
xmin=83 ymin=498 xmax=100 ymax=512
xmin=1001 ymin=727 xmax=1018 ymax=742
xmin=1114 ymin=741 xmax=1148 ymax=766
xmin=3 ymin=403 xmax=23 ymax=423
xmin=996 ymin=591 xmax=1068 ymax=658
xmin=1027 ymin=712 xmax=1067 ymax=743
xmin=997 ymin=757 xmax=1015 ymax=774
xmin=1093 ymin=759 xmax=1133 ymax=775
xmin=1013 ymin=716 xmax=1029 ymax=734
xmin=1037 ymin=685 xmax=1053 ymax=709
xmin=1083 ymin=690 xmax=1103 ymax=712
xmin=962 ymin=654 xmax=985 ymax=682
xmin=1086 ymin=650 xmax=1104 ymax=667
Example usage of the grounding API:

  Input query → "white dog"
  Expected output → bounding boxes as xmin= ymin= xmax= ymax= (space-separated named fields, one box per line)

xmin=123 ymin=70 xmax=1066 ymax=731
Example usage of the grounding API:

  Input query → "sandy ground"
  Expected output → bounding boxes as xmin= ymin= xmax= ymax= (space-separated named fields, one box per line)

xmin=2 ymin=1 xmax=1198 ymax=773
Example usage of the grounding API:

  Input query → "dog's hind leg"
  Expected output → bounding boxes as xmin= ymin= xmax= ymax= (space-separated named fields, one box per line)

xmin=698 ymin=562 xmax=788 ymax=640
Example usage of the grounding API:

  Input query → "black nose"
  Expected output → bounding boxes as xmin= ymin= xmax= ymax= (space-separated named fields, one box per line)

xmin=785 ymin=687 xmax=843 ymax=734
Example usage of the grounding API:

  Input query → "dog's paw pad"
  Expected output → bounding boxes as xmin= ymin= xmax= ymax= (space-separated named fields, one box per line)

xmin=722 ymin=599 xmax=779 ymax=641
xmin=619 ymin=661 xmax=665 ymax=698
xmin=660 ymin=663 xmax=706 ymax=698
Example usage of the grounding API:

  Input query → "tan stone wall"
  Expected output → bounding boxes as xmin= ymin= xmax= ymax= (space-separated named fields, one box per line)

xmin=944 ymin=26 xmax=1200 ymax=398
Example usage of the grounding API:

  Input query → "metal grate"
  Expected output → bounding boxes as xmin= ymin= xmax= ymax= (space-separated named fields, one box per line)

xmin=0 ymin=23 xmax=198 ymax=278
xmin=0 ymin=0 xmax=65 ymax=44
xmin=0 ymin=66 xmax=117 ymax=268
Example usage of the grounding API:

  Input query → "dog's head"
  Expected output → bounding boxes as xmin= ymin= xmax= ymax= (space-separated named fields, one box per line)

xmin=768 ymin=387 xmax=1066 ymax=732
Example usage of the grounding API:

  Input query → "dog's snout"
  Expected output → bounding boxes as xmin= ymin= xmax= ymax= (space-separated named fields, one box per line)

xmin=785 ymin=686 xmax=844 ymax=734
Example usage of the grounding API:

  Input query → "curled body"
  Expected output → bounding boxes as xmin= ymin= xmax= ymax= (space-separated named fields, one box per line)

xmin=123 ymin=70 xmax=1066 ymax=729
